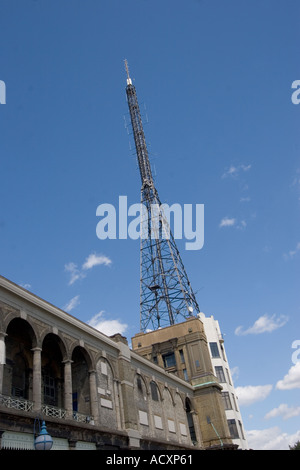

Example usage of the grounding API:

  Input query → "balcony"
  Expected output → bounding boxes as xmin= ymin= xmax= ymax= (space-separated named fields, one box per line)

xmin=0 ymin=394 xmax=93 ymax=424
xmin=0 ymin=394 xmax=34 ymax=413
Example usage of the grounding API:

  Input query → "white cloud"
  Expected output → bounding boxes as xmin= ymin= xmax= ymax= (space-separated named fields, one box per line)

xmin=219 ymin=217 xmax=249 ymax=230
xmin=240 ymin=197 xmax=251 ymax=202
xmin=64 ymin=295 xmax=80 ymax=312
xmin=65 ymin=253 xmax=112 ymax=285
xmin=219 ymin=217 xmax=236 ymax=228
xmin=276 ymin=362 xmax=300 ymax=390
xmin=283 ymin=241 xmax=300 ymax=260
xmin=265 ymin=403 xmax=300 ymax=421
xmin=88 ymin=311 xmax=128 ymax=337
xmin=82 ymin=253 xmax=112 ymax=270
xmin=65 ymin=262 xmax=86 ymax=285
xmin=235 ymin=384 xmax=272 ymax=406
xmin=230 ymin=366 xmax=239 ymax=381
xmin=246 ymin=426 xmax=300 ymax=450
xmin=235 ymin=314 xmax=288 ymax=336
xmin=222 ymin=163 xmax=251 ymax=179
xmin=237 ymin=219 xmax=247 ymax=230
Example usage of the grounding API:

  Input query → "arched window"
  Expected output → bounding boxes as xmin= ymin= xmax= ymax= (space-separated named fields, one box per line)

xmin=186 ymin=398 xmax=197 ymax=443
xmin=150 ymin=381 xmax=159 ymax=401
xmin=4 ymin=318 xmax=36 ymax=400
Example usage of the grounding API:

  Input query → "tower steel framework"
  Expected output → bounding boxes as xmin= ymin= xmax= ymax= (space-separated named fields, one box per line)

xmin=124 ymin=61 xmax=200 ymax=332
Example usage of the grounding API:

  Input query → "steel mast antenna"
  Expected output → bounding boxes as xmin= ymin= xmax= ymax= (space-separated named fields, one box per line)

xmin=124 ymin=60 xmax=200 ymax=332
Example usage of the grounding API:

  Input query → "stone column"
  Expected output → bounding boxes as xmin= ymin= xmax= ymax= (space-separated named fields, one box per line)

xmin=32 ymin=347 xmax=42 ymax=412
xmin=88 ymin=369 xmax=99 ymax=425
xmin=0 ymin=332 xmax=7 ymax=395
xmin=116 ymin=341 xmax=140 ymax=448
xmin=63 ymin=359 xmax=73 ymax=419
xmin=189 ymin=409 xmax=203 ymax=447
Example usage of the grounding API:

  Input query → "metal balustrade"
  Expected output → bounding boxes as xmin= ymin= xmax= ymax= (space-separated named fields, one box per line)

xmin=0 ymin=394 xmax=94 ymax=424
xmin=42 ymin=404 xmax=66 ymax=419
xmin=0 ymin=394 xmax=34 ymax=412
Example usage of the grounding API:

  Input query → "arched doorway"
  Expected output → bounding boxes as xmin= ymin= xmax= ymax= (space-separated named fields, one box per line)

xmin=4 ymin=318 xmax=36 ymax=399
xmin=71 ymin=346 xmax=91 ymax=418
xmin=41 ymin=334 xmax=65 ymax=408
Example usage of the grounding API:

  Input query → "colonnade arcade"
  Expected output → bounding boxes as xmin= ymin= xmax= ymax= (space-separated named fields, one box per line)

xmin=0 ymin=311 xmax=199 ymax=447
xmin=0 ymin=316 xmax=103 ymax=424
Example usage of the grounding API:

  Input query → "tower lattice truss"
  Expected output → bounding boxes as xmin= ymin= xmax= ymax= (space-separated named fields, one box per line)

xmin=125 ymin=61 xmax=200 ymax=332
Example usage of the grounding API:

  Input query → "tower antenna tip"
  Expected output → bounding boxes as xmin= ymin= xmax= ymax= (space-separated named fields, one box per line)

xmin=124 ymin=59 xmax=132 ymax=85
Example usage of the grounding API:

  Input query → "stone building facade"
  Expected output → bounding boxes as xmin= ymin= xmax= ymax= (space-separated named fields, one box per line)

xmin=132 ymin=319 xmax=234 ymax=449
xmin=0 ymin=275 xmax=234 ymax=450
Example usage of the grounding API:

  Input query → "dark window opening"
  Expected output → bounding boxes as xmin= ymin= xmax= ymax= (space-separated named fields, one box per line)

xmin=162 ymin=352 xmax=176 ymax=368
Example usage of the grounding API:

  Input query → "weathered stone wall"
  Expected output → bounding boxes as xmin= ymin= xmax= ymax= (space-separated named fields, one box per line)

xmin=0 ymin=276 xmax=202 ymax=450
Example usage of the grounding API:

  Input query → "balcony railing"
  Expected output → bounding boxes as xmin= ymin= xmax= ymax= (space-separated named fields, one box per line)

xmin=0 ymin=394 xmax=34 ymax=412
xmin=0 ymin=394 xmax=94 ymax=424
xmin=42 ymin=404 xmax=66 ymax=419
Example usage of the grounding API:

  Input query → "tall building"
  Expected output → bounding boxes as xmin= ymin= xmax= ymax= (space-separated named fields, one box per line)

xmin=198 ymin=313 xmax=249 ymax=449
xmin=132 ymin=317 xmax=235 ymax=449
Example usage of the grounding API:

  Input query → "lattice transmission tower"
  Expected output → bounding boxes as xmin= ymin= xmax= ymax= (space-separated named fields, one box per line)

xmin=124 ymin=60 xmax=200 ymax=332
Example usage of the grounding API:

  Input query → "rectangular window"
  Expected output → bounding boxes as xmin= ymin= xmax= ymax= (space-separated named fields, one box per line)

xmin=183 ymin=369 xmax=189 ymax=381
xmin=215 ymin=366 xmax=226 ymax=383
xmin=232 ymin=393 xmax=238 ymax=411
xmin=238 ymin=420 xmax=245 ymax=440
xmin=227 ymin=419 xmax=239 ymax=439
xmin=179 ymin=349 xmax=185 ymax=363
xmin=222 ymin=391 xmax=232 ymax=410
xmin=226 ymin=368 xmax=232 ymax=385
xmin=209 ymin=342 xmax=220 ymax=358
xmin=220 ymin=344 xmax=226 ymax=361
xmin=162 ymin=352 xmax=176 ymax=368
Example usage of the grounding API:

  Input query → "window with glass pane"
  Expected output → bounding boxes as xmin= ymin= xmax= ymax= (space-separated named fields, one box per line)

xmin=222 ymin=391 xmax=232 ymax=409
xmin=227 ymin=419 xmax=239 ymax=439
xmin=179 ymin=349 xmax=185 ymax=363
xmin=238 ymin=420 xmax=245 ymax=440
xmin=209 ymin=342 xmax=220 ymax=358
xmin=150 ymin=381 xmax=159 ymax=401
xmin=215 ymin=366 xmax=226 ymax=383
xmin=162 ymin=352 xmax=176 ymax=368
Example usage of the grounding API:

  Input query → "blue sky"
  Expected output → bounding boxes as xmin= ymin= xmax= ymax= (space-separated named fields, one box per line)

xmin=1 ymin=0 xmax=299 ymax=450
